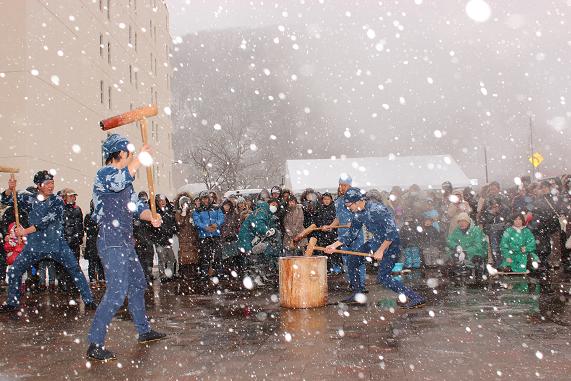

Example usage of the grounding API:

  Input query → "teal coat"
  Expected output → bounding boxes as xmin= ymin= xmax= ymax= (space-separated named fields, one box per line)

xmin=499 ymin=226 xmax=538 ymax=272
xmin=446 ymin=224 xmax=488 ymax=264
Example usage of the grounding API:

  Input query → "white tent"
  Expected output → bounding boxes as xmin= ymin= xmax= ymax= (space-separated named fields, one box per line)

xmin=285 ymin=155 xmax=471 ymax=194
xmin=176 ymin=183 xmax=207 ymax=197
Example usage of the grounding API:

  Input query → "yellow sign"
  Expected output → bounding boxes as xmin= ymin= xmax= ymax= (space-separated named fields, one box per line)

xmin=529 ymin=152 xmax=544 ymax=168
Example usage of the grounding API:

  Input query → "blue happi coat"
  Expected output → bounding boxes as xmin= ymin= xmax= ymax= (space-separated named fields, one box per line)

xmin=1 ymin=188 xmax=66 ymax=252
xmin=334 ymin=195 xmax=364 ymax=249
xmin=339 ymin=200 xmax=400 ymax=256
xmin=92 ymin=166 xmax=147 ymax=247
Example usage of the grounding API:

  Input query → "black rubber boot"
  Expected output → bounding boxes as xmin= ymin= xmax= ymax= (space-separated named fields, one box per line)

xmin=138 ymin=330 xmax=167 ymax=344
xmin=86 ymin=343 xmax=116 ymax=362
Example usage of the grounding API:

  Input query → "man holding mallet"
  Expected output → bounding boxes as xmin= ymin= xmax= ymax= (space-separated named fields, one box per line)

xmin=86 ymin=134 xmax=166 ymax=362
xmin=325 ymin=187 xmax=425 ymax=308
xmin=0 ymin=170 xmax=96 ymax=313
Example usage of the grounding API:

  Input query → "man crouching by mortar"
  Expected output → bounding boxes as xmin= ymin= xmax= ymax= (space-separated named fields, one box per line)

xmin=325 ymin=187 xmax=426 ymax=308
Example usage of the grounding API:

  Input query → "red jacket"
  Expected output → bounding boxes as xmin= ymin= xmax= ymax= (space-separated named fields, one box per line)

xmin=4 ymin=222 xmax=25 ymax=265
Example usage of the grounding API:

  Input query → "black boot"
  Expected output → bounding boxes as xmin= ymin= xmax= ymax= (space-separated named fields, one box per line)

xmin=0 ymin=304 xmax=18 ymax=313
xmin=85 ymin=301 xmax=98 ymax=310
xmin=86 ymin=343 xmax=116 ymax=362
xmin=138 ymin=330 xmax=167 ymax=344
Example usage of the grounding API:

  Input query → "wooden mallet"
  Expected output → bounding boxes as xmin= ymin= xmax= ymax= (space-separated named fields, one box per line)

xmin=297 ymin=223 xmax=351 ymax=240
xmin=0 ymin=166 xmax=21 ymax=243
xmin=304 ymin=237 xmax=373 ymax=258
xmin=100 ymin=105 xmax=159 ymax=218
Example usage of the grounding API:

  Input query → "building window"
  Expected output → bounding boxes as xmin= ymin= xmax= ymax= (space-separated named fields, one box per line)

xmin=106 ymin=0 xmax=110 ymax=20
xmin=134 ymin=71 xmax=138 ymax=89
xmin=108 ymin=86 xmax=112 ymax=109
xmin=154 ymin=25 xmax=157 ymax=43
xmin=107 ymin=42 xmax=111 ymax=64
xmin=129 ymin=65 xmax=133 ymax=84
xmin=154 ymin=57 xmax=157 ymax=76
xmin=135 ymin=32 xmax=138 ymax=52
xmin=150 ymin=53 xmax=153 ymax=73
xmin=128 ymin=25 xmax=132 ymax=46
xmin=100 ymin=80 xmax=104 ymax=104
xmin=99 ymin=34 xmax=104 ymax=58
xmin=99 ymin=0 xmax=103 ymax=12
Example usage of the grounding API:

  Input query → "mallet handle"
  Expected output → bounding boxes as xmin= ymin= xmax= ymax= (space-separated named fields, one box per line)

xmin=9 ymin=174 xmax=21 ymax=244
xmin=100 ymin=105 xmax=158 ymax=130
xmin=138 ymin=118 xmax=158 ymax=219
xmin=316 ymin=224 xmax=350 ymax=231
xmin=314 ymin=245 xmax=372 ymax=258
xmin=0 ymin=166 xmax=19 ymax=174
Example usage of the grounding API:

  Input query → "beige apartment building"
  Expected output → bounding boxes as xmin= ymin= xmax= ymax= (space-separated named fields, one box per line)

xmin=0 ymin=0 xmax=174 ymax=211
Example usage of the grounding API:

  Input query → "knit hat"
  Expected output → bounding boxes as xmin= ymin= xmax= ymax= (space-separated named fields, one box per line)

xmin=102 ymin=134 xmax=130 ymax=160
xmin=339 ymin=173 xmax=352 ymax=185
xmin=456 ymin=212 xmax=471 ymax=223
xmin=344 ymin=187 xmax=366 ymax=203
xmin=33 ymin=170 xmax=54 ymax=185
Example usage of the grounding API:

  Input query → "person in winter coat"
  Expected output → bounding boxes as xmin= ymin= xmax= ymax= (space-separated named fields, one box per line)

xmin=220 ymin=199 xmax=241 ymax=277
xmin=4 ymin=222 xmax=26 ymax=266
xmin=400 ymin=221 xmax=422 ymax=270
xmin=417 ymin=216 xmax=444 ymax=267
xmin=446 ymin=212 xmax=488 ymax=277
xmin=270 ymin=186 xmax=287 ymax=234
xmin=174 ymin=193 xmax=199 ymax=280
xmin=447 ymin=189 xmax=473 ymax=236
xmin=238 ymin=201 xmax=279 ymax=283
xmin=499 ymin=213 xmax=538 ymax=273
xmin=133 ymin=191 xmax=155 ymax=283
xmin=58 ymin=188 xmax=84 ymax=291
xmin=193 ymin=191 xmax=225 ymax=279
xmin=528 ymin=181 xmax=561 ymax=271
xmin=479 ymin=197 xmax=509 ymax=267
xmin=84 ymin=200 xmax=104 ymax=284
xmin=317 ymin=192 xmax=341 ymax=273
xmin=301 ymin=189 xmax=320 ymax=240
xmin=0 ymin=201 xmax=31 ymax=288
xmin=236 ymin=196 xmax=251 ymax=224
xmin=152 ymin=194 xmax=178 ymax=283
xmin=283 ymin=196 xmax=306 ymax=256
xmin=62 ymin=188 xmax=84 ymax=257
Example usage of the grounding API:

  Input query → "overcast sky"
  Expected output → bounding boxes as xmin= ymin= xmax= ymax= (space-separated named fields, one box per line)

xmin=165 ymin=0 xmax=570 ymax=184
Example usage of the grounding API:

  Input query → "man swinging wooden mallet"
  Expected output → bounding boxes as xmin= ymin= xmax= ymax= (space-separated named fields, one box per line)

xmin=86 ymin=105 xmax=166 ymax=362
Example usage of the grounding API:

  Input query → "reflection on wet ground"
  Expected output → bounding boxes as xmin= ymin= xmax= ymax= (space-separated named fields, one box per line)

xmin=0 ymin=269 xmax=569 ymax=380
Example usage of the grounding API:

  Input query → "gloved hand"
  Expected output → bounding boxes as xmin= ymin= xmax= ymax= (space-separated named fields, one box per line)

xmin=251 ymin=241 xmax=268 ymax=255
xmin=458 ymin=251 xmax=466 ymax=263
xmin=266 ymin=228 xmax=276 ymax=237
xmin=251 ymin=236 xmax=261 ymax=246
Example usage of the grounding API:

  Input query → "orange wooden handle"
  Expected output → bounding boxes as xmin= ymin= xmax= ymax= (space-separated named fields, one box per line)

xmin=0 ymin=166 xmax=19 ymax=173
xmin=100 ymin=105 xmax=158 ymax=130
xmin=314 ymin=245 xmax=372 ymax=257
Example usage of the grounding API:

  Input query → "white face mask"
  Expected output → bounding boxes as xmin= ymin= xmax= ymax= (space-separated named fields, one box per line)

xmin=269 ymin=205 xmax=278 ymax=214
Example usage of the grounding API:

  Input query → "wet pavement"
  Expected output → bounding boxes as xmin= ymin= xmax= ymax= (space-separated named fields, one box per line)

xmin=0 ymin=269 xmax=570 ymax=380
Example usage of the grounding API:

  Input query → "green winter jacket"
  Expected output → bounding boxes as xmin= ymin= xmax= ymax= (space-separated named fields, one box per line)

xmin=238 ymin=202 xmax=274 ymax=253
xmin=499 ymin=226 xmax=538 ymax=272
xmin=446 ymin=224 xmax=488 ymax=264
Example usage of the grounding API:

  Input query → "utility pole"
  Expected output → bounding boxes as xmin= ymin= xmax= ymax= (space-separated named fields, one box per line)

xmin=529 ymin=115 xmax=536 ymax=180
xmin=483 ymin=146 xmax=489 ymax=184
